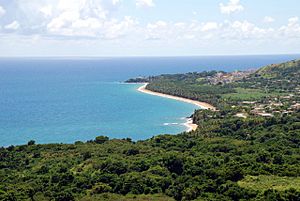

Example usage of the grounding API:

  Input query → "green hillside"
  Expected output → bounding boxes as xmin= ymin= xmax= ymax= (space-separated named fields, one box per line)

xmin=256 ymin=59 xmax=300 ymax=78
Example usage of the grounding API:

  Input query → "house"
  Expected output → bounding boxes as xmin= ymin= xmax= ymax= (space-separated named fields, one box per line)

xmin=291 ymin=103 xmax=300 ymax=110
xmin=257 ymin=113 xmax=274 ymax=117
xmin=235 ymin=113 xmax=247 ymax=118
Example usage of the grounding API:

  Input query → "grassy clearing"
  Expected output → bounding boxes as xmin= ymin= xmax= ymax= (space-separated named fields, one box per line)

xmin=222 ymin=88 xmax=268 ymax=101
xmin=203 ymin=137 xmax=247 ymax=146
xmin=238 ymin=175 xmax=300 ymax=191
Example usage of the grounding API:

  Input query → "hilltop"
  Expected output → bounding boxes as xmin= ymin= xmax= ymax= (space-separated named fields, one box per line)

xmin=256 ymin=59 xmax=300 ymax=78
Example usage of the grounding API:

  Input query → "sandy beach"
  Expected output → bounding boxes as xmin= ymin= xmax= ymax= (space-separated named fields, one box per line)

xmin=184 ymin=118 xmax=199 ymax=132
xmin=137 ymin=83 xmax=216 ymax=132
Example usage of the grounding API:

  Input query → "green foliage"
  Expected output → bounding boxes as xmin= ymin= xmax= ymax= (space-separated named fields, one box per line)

xmin=94 ymin=136 xmax=109 ymax=144
xmin=1 ymin=112 xmax=299 ymax=200
xmin=91 ymin=183 xmax=112 ymax=194
xmin=27 ymin=140 xmax=36 ymax=146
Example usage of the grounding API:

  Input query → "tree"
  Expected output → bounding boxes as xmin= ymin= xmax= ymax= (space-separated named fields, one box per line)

xmin=82 ymin=152 xmax=92 ymax=160
xmin=91 ymin=183 xmax=112 ymax=194
xmin=94 ymin=136 xmax=109 ymax=144
xmin=27 ymin=140 xmax=35 ymax=146
xmin=124 ymin=148 xmax=139 ymax=156
xmin=54 ymin=191 xmax=75 ymax=201
xmin=163 ymin=154 xmax=184 ymax=175
xmin=273 ymin=154 xmax=284 ymax=165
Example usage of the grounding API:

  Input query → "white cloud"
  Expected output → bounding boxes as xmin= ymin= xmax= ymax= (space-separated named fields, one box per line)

xmin=220 ymin=0 xmax=244 ymax=15
xmin=201 ymin=22 xmax=219 ymax=32
xmin=142 ymin=19 xmax=280 ymax=42
xmin=144 ymin=21 xmax=220 ymax=41
xmin=227 ymin=20 xmax=271 ymax=39
xmin=40 ymin=5 xmax=53 ymax=17
xmin=263 ymin=16 xmax=275 ymax=23
xmin=112 ymin=0 xmax=121 ymax=5
xmin=5 ymin=21 xmax=20 ymax=30
xmin=0 ymin=5 xmax=5 ymax=17
xmin=146 ymin=20 xmax=168 ymax=39
xmin=102 ymin=16 xmax=138 ymax=39
xmin=147 ymin=20 xmax=167 ymax=29
xmin=44 ymin=0 xmax=135 ymax=38
xmin=0 ymin=0 xmax=299 ymax=48
xmin=198 ymin=18 xmax=299 ymax=41
xmin=136 ymin=0 xmax=155 ymax=8
xmin=279 ymin=17 xmax=300 ymax=38
xmin=288 ymin=16 xmax=299 ymax=24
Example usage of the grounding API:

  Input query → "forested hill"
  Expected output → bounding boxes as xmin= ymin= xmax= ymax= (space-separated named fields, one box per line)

xmin=1 ymin=60 xmax=300 ymax=201
xmin=256 ymin=59 xmax=300 ymax=78
xmin=243 ymin=59 xmax=300 ymax=93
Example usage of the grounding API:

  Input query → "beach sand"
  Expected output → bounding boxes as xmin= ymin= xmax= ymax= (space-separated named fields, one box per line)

xmin=184 ymin=118 xmax=199 ymax=132
xmin=137 ymin=83 xmax=216 ymax=132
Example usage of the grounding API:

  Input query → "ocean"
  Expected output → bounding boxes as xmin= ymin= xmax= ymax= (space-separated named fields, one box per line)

xmin=0 ymin=55 xmax=299 ymax=146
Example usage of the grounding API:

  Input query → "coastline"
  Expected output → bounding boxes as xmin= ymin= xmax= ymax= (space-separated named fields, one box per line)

xmin=137 ymin=83 xmax=216 ymax=132
xmin=184 ymin=118 xmax=198 ymax=132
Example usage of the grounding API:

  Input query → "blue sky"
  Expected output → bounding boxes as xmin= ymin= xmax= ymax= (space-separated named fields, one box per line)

xmin=0 ymin=0 xmax=299 ymax=56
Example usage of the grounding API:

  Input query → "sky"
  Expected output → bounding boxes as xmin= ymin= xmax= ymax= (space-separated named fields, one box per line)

xmin=0 ymin=0 xmax=299 ymax=57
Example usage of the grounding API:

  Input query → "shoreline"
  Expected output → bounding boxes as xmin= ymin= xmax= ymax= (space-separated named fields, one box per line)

xmin=137 ymin=83 xmax=216 ymax=132
xmin=183 ymin=118 xmax=198 ymax=132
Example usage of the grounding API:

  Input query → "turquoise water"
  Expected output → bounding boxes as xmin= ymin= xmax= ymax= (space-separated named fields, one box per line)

xmin=0 ymin=81 xmax=196 ymax=146
xmin=0 ymin=55 xmax=299 ymax=146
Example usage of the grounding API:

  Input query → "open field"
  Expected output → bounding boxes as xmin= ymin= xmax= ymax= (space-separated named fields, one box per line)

xmin=222 ymin=88 xmax=269 ymax=101
xmin=238 ymin=175 xmax=300 ymax=191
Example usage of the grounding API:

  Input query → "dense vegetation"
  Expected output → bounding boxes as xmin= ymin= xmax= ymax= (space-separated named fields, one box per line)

xmin=1 ymin=60 xmax=300 ymax=201
xmin=145 ymin=71 xmax=233 ymax=107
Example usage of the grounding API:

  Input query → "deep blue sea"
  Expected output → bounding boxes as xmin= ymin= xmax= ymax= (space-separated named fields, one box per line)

xmin=0 ymin=55 xmax=299 ymax=146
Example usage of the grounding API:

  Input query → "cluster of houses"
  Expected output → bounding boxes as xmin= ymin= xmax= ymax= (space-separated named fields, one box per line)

xmin=207 ymin=70 xmax=255 ymax=85
xmin=234 ymin=96 xmax=300 ymax=119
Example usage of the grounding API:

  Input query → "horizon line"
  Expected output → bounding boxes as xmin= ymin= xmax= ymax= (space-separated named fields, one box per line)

xmin=0 ymin=53 xmax=300 ymax=59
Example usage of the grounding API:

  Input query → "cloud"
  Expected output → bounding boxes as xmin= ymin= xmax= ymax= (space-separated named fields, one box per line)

xmin=0 ymin=0 xmax=136 ymax=39
xmin=143 ymin=19 xmax=282 ymax=42
xmin=288 ymin=16 xmax=299 ymax=24
xmin=5 ymin=21 xmax=20 ymax=30
xmin=263 ymin=16 xmax=275 ymax=23
xmin=220 ymin=0 xmax=244 ymax=15
xmin=201 ymin=22 xmax=219 ymax=32
xmin=146 ymin=20 xmax=168 ymax=40
xmin=144 ymin=21 xmax=220 ymax=41
xmin=40 ymin=5 xmax=53 ymax=17
xmin=136 ymin=0 xmax=155 ymax=8
xmin=44 ymin=0 xmax=136 ymax=38
xmin=226 ymin=20 xmax=272 ymax=39
xmin=101 ymin=16 xmax=138 ymax=39
xmin=0 ymin=5 xmax=5 ymax=17
xmin=279 ymin=17 xmax=300 ymax=38
xmin=0 ymin=0 xmax=299 ymax=46
xmin=112 ymin=0 xmax=121 ymax=5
